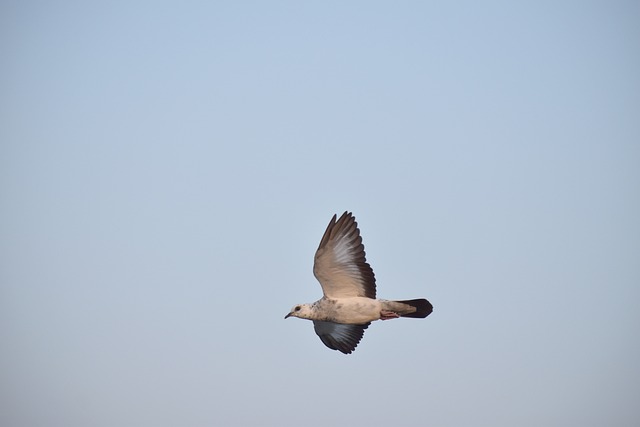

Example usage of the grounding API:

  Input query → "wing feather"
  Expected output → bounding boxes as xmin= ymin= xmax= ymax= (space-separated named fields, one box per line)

xmin=313 ymin=212 xmax=376 ymax=298
xmin=313 ymin=321 xmax=370 ymax=354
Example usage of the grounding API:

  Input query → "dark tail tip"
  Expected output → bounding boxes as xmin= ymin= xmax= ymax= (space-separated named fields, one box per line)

xmin=399 ymin=298 xmax=433 ymax=318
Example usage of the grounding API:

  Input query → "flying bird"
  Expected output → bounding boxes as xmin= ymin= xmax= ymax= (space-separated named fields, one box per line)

xmin=285 ymin=211 xmax=433 ymax=354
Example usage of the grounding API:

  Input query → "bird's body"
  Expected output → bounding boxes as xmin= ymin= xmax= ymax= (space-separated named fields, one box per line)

xmin=285 ymin=211 xmax=433 ymax=354
xmin=292 ymin=297 xmax=431 ymax=324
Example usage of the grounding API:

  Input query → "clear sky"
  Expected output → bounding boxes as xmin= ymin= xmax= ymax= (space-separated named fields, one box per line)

xmin=1 ymin=1 xmax=639 ymax=426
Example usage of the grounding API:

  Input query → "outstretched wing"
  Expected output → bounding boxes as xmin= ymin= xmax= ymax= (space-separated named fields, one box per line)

xmin=313 ymin=321 xmax=370 ymax=354
xmin=313 ymin=212 xmax=376 ymax=299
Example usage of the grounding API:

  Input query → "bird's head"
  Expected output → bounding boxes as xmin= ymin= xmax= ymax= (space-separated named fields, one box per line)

xmin=284 ymin=303 xmax=313 ymax=320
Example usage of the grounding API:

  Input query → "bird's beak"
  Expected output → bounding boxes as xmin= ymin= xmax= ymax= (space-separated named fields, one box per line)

xmin=284 ymin=312 xmax=292 ymax=319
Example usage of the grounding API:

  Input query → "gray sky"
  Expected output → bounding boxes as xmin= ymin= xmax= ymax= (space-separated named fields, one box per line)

xmin=2 ymin=1 xmax=639 ymax=426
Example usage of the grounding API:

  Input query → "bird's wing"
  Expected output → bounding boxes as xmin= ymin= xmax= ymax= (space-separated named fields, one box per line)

xmin=313 ymin=212 xmax=376 ymax=299
xmin=313 ymin=321 xmax=370 ymax=354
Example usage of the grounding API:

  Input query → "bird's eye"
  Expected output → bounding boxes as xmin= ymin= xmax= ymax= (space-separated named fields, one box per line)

xmin=295 ymin=306 xmax=301 ymax=311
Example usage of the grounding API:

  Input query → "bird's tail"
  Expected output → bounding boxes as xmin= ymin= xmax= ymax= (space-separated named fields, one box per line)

xmin=388 ymin=298 xmax=433 ymax=318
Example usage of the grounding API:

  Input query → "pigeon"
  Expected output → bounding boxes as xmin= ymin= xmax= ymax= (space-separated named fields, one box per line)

xmin=285 ymin=211 xmax=433 ymax=354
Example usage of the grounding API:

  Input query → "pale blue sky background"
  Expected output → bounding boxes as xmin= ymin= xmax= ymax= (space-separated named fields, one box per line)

xmin=1 ymin=1 xmax=639 ymax=426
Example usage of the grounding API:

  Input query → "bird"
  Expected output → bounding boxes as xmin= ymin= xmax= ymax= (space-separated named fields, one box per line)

xmin=285 ymin=211 xmax=433 ymax=354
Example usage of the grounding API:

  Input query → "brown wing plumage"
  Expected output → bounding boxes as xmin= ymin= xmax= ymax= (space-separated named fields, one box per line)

xmin=313 ymin=212 xmax=376 ymax=299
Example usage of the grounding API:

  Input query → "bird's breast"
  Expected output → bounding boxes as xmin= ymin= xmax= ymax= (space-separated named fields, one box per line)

xmin=316 ymin=297 xmax=381 ymax=324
